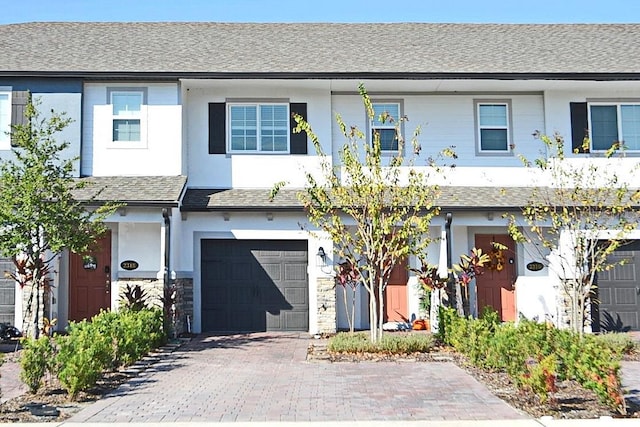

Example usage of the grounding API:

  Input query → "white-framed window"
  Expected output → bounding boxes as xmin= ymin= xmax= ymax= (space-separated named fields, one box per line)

xmin=110 ymin=90 xmax=144 ymax=142
xmin=228 ymin=103 xmax=289 ymax=152
xmin=589 ymin=103 xmax=640 ymax=151
xmin=0 ymin=90 xmax=10 ymax=149
xmin=370 ymin=102 xmax=401 ymax=152
xmin=475 ymin=101 xmax=512 ymax=153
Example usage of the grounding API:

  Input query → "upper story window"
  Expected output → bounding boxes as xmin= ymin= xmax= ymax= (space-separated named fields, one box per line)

xmin=0 ymin=91 xmax=10 ymax=149
xmin=370 ymin=102 xmax=401 ymax=152
xmin=589 ymin=103 xmax=640 ymax=151
xmin=475 ymin=101 xmax=512 ymax=153
xmin=111 ymin=90 xmax=144 ymax=142
xmin=228 ymin=103 xmax=289 ymax=152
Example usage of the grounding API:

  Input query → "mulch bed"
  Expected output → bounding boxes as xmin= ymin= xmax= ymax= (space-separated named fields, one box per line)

xmin=0 ymin=348 xmax=135 ymax=423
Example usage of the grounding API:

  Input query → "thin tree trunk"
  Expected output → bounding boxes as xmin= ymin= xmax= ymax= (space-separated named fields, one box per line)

xmin=350 ymin=285 xmax=356 ymax=334
xmin=341 ymin=286 xmax=352 ymax=333
xmin=378 ymin=282 xmax=384 ymax=342
xmin=369 ymin=293 xmax=377 ymax=342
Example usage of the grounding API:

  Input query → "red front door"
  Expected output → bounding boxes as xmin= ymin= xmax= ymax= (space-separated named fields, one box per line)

xmin=474 ymin=234 xmax=516 ymax=321
xmin=384 ymin=258 xmax=409 ymax=322
xmin=68 ymin=231 xmax=112 ymax=322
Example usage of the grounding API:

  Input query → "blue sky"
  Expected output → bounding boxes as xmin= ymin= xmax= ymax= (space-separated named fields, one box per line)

xmin=3 ymin=0 xmax=640 ymax=24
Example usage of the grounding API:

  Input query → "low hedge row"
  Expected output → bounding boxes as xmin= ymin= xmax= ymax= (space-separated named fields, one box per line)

xmin=438 ymin=307 xmax=627 ymax=414
xmin=20 ymin=308 xmax=166 ymax=399
xmin=328 ymin=331 xmax=435 ymax=354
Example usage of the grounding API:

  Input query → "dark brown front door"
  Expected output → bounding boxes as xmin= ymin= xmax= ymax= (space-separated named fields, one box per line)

xmin=474 ymin=234 xmax=516 ymax=321
xmin=384 ymin=258 xmax=409 ymax=322
xmin=69 ymin=231 xmax=112 ymax=322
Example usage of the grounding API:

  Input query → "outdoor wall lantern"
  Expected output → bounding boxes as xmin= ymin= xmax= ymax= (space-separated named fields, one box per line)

xmin=316 ymin=247 xmax=327 ymax=266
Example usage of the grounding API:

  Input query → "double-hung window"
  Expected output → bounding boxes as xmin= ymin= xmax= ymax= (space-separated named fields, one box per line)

xmin=589 ymin=103 xmax=640 ymax=151
xmin=0 ymin=91 xmax=10 ymax=149
xmin=476 ymin=101 xmax=512 ymax=153
xmin=370 ymin=102 xmax=401 ymax=152
xmin=110 ymin=90 xmax=144 ymax=142
xmin=229 ymin=103 xmax=289 ymax=152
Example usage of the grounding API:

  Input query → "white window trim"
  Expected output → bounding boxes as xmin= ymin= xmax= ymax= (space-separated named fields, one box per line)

xmin=474 ymin=99 xmax=513 ymax=156
xmin=226 ymin=102 xmax=290 ymax=154
xmin=368 ymin=99 xmax=404 ymax=155
xmin=106 ymin=87 xmax=148 ymax=149
xmin=0 ymin=88 xmax=11 ymax=150
xmin=588 ymin=101 xmax=640 ymax=152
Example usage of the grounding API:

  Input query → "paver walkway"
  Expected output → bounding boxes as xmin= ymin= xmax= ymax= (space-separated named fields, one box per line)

xmin=69 ymin=333 xmax=527 ymax=423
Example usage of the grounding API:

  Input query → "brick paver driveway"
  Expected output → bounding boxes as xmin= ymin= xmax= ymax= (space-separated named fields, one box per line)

xmin=69 ymin=333 xmax=527 ymax=422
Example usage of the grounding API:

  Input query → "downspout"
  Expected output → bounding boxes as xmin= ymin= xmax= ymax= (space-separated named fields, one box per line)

xmin=162 ymin=208 xmax=171 ymax=290
xmin=445 ymin=212 xmax=457 ymax=312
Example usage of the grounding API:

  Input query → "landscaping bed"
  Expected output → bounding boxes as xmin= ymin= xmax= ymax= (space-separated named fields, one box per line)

xmin=307 ymin=328 xmax=640 ymax=420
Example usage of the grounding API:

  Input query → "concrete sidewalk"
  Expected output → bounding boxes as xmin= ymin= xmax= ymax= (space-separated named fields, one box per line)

xmin=7 ymin=419 xmax=640 ymax=426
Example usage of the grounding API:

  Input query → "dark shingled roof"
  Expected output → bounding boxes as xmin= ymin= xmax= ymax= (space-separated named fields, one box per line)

xmin=73 ymin=176 xmax=187 ymax=206
xmin=2 ymin=22 xmax=640 ymax=77
xmin=182 ymin=188 xmax=303 ymax=211
xmin=181 ymin=186 xmax=537 ymax=211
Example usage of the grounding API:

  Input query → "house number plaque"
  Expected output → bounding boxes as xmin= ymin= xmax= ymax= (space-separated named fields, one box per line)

xmin=120 ymin=260 xmax=139 ymax=271
xmin=526 ymin=261 xmax=544 ymax=272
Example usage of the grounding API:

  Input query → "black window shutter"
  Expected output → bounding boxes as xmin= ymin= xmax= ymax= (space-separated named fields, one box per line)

xmin=208 ymin=102 xmax=226 ymax=154
xmin=290 ymin=102 xmax=307 ymax=154
xmin=570 ymin=102 xmax=588 ymax=153
xmin=11 ymin=91 xmax=29 ymax=147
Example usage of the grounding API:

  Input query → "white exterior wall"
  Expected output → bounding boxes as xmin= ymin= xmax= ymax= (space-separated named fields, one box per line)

xmin=182 ymin=80 xmax=332 ymax=188
xmin=82 ymin=82 xmax=182 ymax=176
xmin=331 ymin=92 xmax=546 ymax=186
xmin=117 ymin=222 xmax=162 ymax=276
xmin=0 ymin=92 xmax=82 ymax=175
xmin=543 ymin=81 xmax=640 ymax=150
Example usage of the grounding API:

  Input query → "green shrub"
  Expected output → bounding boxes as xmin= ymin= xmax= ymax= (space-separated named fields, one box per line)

xmin=443 ymin=315 xmax=627 ymax=414
xmin=437 ymin=306 xmax=459 ymax=345
xmin=593 ymin=332 xmax=637 ymax=355
xmin=56 ymin=320 xmax=112 ymax=399
xmin=328 ymin=332 xmax=435 ymax=354
xmin=87 ymin=308 xmax=166 ymax=368
xmin=519 ymin=354 xmax=558 ymax=403
xmin=117 ymin=308 xmax=166 ymax=365
xmin=20 ymin=336 xmax=55 ymax=393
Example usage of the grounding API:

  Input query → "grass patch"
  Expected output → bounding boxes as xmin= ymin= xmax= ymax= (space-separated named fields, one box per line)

xmin=328 ymin=331 xmax=435 ymax=354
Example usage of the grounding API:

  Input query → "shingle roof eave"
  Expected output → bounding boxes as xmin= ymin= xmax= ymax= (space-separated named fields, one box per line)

xmin=73 ymin=176 xmax=187 ymax=206
xmin=2 ymin=22 xmax=640 ymax=75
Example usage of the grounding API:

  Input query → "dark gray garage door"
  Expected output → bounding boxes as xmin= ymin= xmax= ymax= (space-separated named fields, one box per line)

xmin=201 ymin=239 xmax=308 ymax=332
xmin=0 ymin=257 xmax=15 ymax=325
xmin=595 ymin=243 xmax=640 ymax=332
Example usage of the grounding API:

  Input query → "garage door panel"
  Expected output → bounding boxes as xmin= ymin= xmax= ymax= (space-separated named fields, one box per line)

xmin=615 ymin=288 xmax=637 ymax=305
xmin=201 ymin=239 xmax=308 ymax=332
xmin=261 ymin=263 xmax=282 ymax=281
xmin=284 ymin=311 xmax=308 ymax=330
xmin=0 ymin=258 xmax=15 ymax=325
xmin=599 ymin=288 xmax=612 ymax=305
xmin=285 ymin=288 xmax=307 ymax=305
xmin=266 ymin=312 xmax=281 ymax=330
xmin=614 ymin=263 xmax=635 ymax=281
xmin=285 ymin=264 xmax=307 ymax=281
xmin=596 ymin=247 xmax=640 ymax=331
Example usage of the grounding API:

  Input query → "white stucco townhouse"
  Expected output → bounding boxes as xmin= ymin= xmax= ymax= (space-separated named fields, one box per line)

xmin=0 ymin=22 xmax=639 ymax=334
